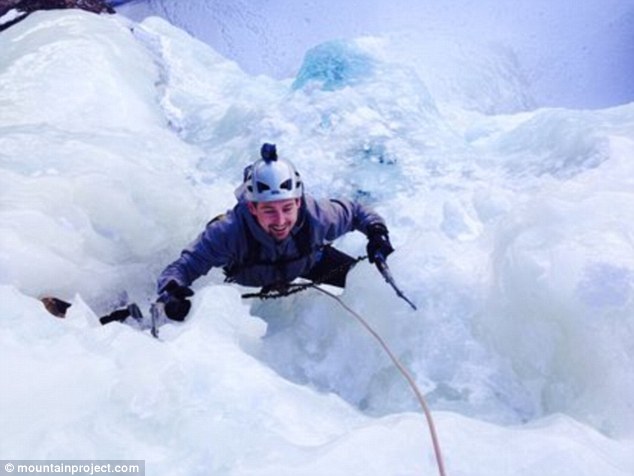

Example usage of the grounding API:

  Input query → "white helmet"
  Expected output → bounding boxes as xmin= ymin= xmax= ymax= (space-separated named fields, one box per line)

xmin=244 ymin=144 xmax=303 ymax=202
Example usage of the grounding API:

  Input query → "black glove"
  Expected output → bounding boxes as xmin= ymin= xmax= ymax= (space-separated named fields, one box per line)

xmin=366 ymin=223 xmax=394 ymax=264
xmin=159 ymin=280 xmax=194 ymax=321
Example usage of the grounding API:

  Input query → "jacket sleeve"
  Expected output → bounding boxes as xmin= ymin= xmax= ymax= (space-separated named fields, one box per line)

xmin=308 ymin=196 xmax=386 ymax=242
xmin=156 ymin=215 xmax=235 ymax=293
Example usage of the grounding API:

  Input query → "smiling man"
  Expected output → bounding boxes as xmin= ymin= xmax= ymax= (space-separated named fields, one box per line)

xmin=248 ymin=198 xmax=300 ymax=241
xmin=156 ymin=143 xmax=394 ymax=321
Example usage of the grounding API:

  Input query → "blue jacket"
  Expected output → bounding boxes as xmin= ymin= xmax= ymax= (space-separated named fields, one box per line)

xmin=157 ymin=195 xmax=385 ymax=291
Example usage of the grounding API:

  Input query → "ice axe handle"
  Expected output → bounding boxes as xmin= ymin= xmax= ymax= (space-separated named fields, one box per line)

xmin=374 ymin=254 xmax=418 ymax=311
xmin=150 ymin=303 xmax=160 ymax=338
xmin=373 ymin=252 xmax=394 ymax=282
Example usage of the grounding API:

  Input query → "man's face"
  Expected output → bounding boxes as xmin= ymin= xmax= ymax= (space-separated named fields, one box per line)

xmin=248 ymin=198 xmax=301 ymax=241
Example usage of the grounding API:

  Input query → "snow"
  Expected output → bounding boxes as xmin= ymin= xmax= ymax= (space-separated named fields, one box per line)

xmin=1 ymin=9 xmax=634 ymax=476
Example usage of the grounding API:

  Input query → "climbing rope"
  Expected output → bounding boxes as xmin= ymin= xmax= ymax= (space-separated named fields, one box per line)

xmin=241 ymin=255 xmax=368 ymax=300
xmin=241 ymin=281 xmax=317 ymax=300
xmin=312 ymin=285 xmax=447 ymax=476
xmin=243 ymin=278 xmax=447 ymax=476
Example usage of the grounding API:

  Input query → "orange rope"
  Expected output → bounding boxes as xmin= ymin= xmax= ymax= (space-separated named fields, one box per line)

xmin=312 ymin=285 xmax=447 ymax=476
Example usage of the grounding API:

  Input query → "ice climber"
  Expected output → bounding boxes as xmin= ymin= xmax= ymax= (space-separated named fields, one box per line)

xmin=156 ymin=143 xmax=394 ymax=321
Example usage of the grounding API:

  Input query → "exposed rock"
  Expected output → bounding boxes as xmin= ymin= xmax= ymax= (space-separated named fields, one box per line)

xmin=1 ymin=0 xmax=114 ymax=32
xmin=40 ymin=297 xmax=72 ymax=318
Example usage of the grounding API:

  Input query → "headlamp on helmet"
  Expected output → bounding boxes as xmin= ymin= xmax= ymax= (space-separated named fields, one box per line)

xmin=244 ymin=144 xmax=303 ymax=202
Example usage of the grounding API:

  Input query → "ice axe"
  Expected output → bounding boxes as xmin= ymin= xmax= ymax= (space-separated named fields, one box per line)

xmin=373 ymin=253 xmax=417 ymax=311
